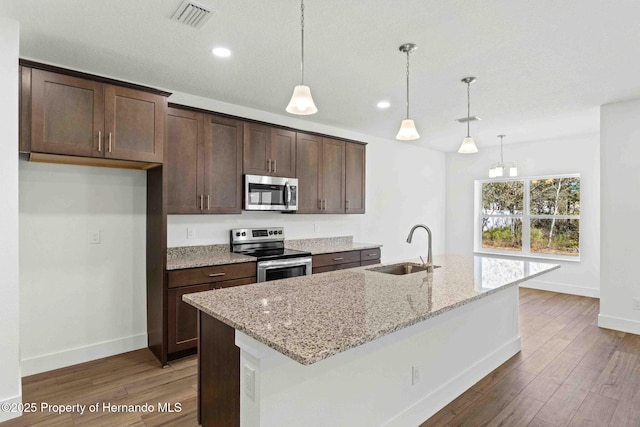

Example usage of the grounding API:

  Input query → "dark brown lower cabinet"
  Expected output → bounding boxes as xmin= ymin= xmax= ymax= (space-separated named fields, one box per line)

xmin=312 ymin=248 xmax=381 ymax=274
xmin=166 ymin=262 xmax=256 ymax=357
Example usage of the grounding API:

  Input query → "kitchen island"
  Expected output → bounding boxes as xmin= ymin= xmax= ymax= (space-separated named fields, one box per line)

xmin=184 ymin=255 xmax=559 ymax=427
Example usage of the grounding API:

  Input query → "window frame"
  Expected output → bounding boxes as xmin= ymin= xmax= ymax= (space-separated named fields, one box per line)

xmin=474 ymin=173 xmax=581 ymax=262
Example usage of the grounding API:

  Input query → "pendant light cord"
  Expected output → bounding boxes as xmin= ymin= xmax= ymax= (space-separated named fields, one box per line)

xmin=300 ymin=0 xmax=305 ymax=84
xmin=405 ymin=50 xmax=410 ymax=119
xmin=466 ymin=82 xmax=471 ymax=137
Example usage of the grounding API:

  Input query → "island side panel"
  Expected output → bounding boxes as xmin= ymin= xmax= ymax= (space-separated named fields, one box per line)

xmin=236 ymin=286 xmax=520 ymax=427
xmin=199 ymin=311 xmax=240 ymax=427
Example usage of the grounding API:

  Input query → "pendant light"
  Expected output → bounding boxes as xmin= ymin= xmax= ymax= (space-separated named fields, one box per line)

xmin=458 ymin=77 xmax=479 ymax=153
xmin=396 ymin=43 xmax=420 ymax=140
xmin=286 ymin=0 xmax=318 ymax=115
xmin=489 ymin=135 xmax=518 ymax=178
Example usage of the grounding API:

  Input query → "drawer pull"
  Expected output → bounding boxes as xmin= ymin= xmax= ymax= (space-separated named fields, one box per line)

xmin=208 ymin=273 xmax=226 ymax=277
xmin=368 ymin=253 xmax=378 ymax=257
xmin=333 ymin=257 xmax=344 ymax=261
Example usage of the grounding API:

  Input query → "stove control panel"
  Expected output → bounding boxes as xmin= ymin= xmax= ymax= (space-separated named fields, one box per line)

xmin=231 ymin=227 xmax=284 ymax=243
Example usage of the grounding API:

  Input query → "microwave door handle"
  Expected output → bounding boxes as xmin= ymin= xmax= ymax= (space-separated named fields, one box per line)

xmin=284 ymin=181 xmax=291 ymax=208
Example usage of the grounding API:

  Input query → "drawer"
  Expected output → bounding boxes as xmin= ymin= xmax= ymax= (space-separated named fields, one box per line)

xmin=360 ymin=259 xmax=381 ymax=267
xmin=312 ymin=250 xmax=360 ymax=268
xmin=336 ymin=262 xmax=362 ymax=271
xmin=167 ymin=262 xmax=257 ymax=288
xmin=360 ymin=248 xmax=381 ymax=262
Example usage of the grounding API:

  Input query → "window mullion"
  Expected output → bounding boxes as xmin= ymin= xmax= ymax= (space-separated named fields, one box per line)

xmin=522 ymin=179 xmax=530 ymax=255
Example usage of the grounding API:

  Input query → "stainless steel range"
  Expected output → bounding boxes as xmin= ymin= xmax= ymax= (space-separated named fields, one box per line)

xmin=230 ymin=227 xmax=312 ymax=282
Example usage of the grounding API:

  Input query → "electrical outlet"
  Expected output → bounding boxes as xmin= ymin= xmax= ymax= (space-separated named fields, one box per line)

xmin=243 ymin=364 xmax=255 ymax=400
xmin=88 ymin=230 xmax=101 ymax=244
xmin=633 ymin=298 xmax=640 ymax=310
xmin=314 ymin=223 xmax=320 ymax=233
xmin=187 ymin=227 xmax=195 ymax=239
xmin=411 ymin=364 xmax=421 ymax=386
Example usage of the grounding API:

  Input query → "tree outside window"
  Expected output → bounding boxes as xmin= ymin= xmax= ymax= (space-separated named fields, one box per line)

xmin=479 ymin=175 xmax=580 ymax=258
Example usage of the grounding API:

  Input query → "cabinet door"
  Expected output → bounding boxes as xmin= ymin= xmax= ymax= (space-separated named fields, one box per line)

xmin=31 ymin=69 xmax=104 ymax=157
xmin=270 ymin=128 xmax=297 ymax=178
xmin=168 ymin=283 xmax=214 ymax=354
xmin=203 ymin=115 xmax=243 ymax=213
xmin=345 ymin=142 xmax=366 ymax=214
xmin=296 ymin=133 xmax=323 ymax=213
xmin=320 ymin=138 xmax=346 ymax=213
xmin=243 ymin=122 xmax=271 ymax=175
xmin=166 ymin=108 xmax=203 ymax=214
xmin=104 ymin=85 xmax=165 ymax=163
xmin=168 ymin=277 xmax=256 ymax=354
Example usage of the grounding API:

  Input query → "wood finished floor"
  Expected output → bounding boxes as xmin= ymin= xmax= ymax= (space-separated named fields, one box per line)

xmin=2 ymin=288 xmax=639 ymax=427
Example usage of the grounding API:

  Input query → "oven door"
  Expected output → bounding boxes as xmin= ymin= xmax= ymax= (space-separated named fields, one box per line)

xmin=257 ymin=257 xmax=312 ymax=282
xmin=244 ymin=174 xmax=298 ymax=211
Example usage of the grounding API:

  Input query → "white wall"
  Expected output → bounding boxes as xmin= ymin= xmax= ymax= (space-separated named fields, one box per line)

xmin=445 ymin=133 xmax=600 ymax=297
xmin=599 ymin=99 xmax=640 ymax=334
xmin=19 ymin=162 xmax=148 ymax=375
xmin=168 ymin=92 xmax=447 ymax=263
xmin=0 ymin=17 xmax=22 ymax=422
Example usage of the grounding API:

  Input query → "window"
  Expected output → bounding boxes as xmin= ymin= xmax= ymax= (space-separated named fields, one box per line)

xmin=477 ymin=175 xmax=580 ymax=259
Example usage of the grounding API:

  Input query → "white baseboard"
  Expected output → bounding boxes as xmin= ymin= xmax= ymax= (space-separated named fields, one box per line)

xmin=21 ymin=333 xmax=147 ymax=377
xmin=519 ymin=279 xmax=600 ymax=298
xmin=0 ymin=394 xmax=23 ymax=422
xmin=598 ymin=314 xmax=640 ymax=335
xmin=384 ymin=337 xmax=522 ymax=427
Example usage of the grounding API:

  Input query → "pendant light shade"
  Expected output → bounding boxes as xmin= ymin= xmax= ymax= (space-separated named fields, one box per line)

xmin=458 ymin=77 xmax=478 ymax=153
xmin=286 ymin=0 xmax=317 ymax=115
xmin=396 ymin=43 xmax=419 ymax=141
xmin=458 ymin=136 xmax=478 ymax=154
xmin=488 ymin=135 xmax=517 ymax=178
xmin=396 ymin=119 xmax=420 ymax=140
xmin=286 ymin=85 xmax=317 ymax=115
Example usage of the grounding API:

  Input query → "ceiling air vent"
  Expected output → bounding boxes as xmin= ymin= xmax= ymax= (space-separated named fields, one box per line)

xmin=456 ymin=116 xmax=482 ymax=123
xmin=171 ymin=0 xmax=213 ymax=29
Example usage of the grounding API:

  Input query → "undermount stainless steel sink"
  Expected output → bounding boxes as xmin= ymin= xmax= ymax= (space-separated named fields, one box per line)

xmin=366 ymin=262 xmax=441 ymax=275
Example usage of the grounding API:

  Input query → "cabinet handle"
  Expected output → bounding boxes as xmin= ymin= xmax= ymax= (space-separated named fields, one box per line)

xmin=208 ymin=273 xmax=226 ymax=278
xmin=333 ymin=257 xmax=344 ymax=261
xmin=367 ymin=253 xmax=378 ymax=257
xmin=108 ymin=133 xmax=112 ymax=153
xmin=98 ymin=131 xmax=102 ymax=152
xmin=346 ymin=200 xmax=350 ymax=210
xmin=207 ymin=195 xmax=210 ymax=210
xmin=267 ymin=159 xmax=271 ymax=173
xmin=200 ymin=195 xmax=204 ymax=211
xmin=318 ymin=200 xmax=322 ymax=210
xmin=273 ymin=159 xmax=277 ymax=174
xmin=323 ymin=200 xmax=326 ymax=210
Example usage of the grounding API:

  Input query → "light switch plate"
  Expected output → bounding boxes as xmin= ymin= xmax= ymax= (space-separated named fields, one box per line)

xmin=244 ymin=364 xmax=255 ymax=400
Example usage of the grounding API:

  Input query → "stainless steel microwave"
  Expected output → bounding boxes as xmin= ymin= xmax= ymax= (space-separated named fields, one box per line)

xmin=244 ymin=175 xmax=298 ymax=211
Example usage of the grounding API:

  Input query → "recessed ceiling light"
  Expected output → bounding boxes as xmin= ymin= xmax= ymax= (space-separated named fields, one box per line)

xmin=212 ymin=47 xmax=231 ymax=57
xmin=377 ymin=101 xmax=390 ymax=109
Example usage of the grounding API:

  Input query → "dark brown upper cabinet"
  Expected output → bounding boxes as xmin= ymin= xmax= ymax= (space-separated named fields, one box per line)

xmin=243 ymin=123 xmax=296 ymax=178
xmin=166 ymin=108 xmax=243 ymax=214
xmin=27 ymin=67 xmax=165 ymax=164
xmin=296 ymin=134 xmax=366 ymax=214
xmin=345 ymin=142 xmax=366 ymax=214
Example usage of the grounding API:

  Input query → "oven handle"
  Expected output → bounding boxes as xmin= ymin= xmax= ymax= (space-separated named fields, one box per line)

xmin=258 ymin=257 xmax=312 ymax=269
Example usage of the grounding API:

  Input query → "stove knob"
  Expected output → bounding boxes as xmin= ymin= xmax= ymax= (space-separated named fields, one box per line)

xmin=278 ymin=230 xmax=282 ymax=234
xmin=269 ymin=231 xmax=273 ymax=235
xmin=242 ymin=232 xmax=246 ymax=236
xmin=235 ymin=232 xmax=240 ymax=237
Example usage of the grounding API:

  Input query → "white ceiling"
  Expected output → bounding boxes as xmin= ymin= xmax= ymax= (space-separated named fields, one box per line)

xmin=2 ymin=0 xmax=638 ymax=151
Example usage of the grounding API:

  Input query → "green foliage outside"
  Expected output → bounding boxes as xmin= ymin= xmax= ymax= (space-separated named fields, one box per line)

xmin=482 ymin=177 xmax=580 ymax=256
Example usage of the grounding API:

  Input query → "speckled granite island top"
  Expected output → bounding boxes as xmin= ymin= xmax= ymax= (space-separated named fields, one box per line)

xmin=183 ymin=255 xmax=559 ymax=365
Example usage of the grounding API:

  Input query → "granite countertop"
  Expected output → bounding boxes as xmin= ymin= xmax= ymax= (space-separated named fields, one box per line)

xmin=167 ymin=236 xmax=382 ymax=270
xmin=183 ymin=254 xmax=559 ymax=365
xmin=166 ymin=244 xmax=255 ymax=270
xmin=285 ymin=236 xmax=382 ymax=255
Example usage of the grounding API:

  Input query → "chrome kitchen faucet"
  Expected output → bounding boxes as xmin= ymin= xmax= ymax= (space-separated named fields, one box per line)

xmin=406 ymin=224 xmax=433 ymax=270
